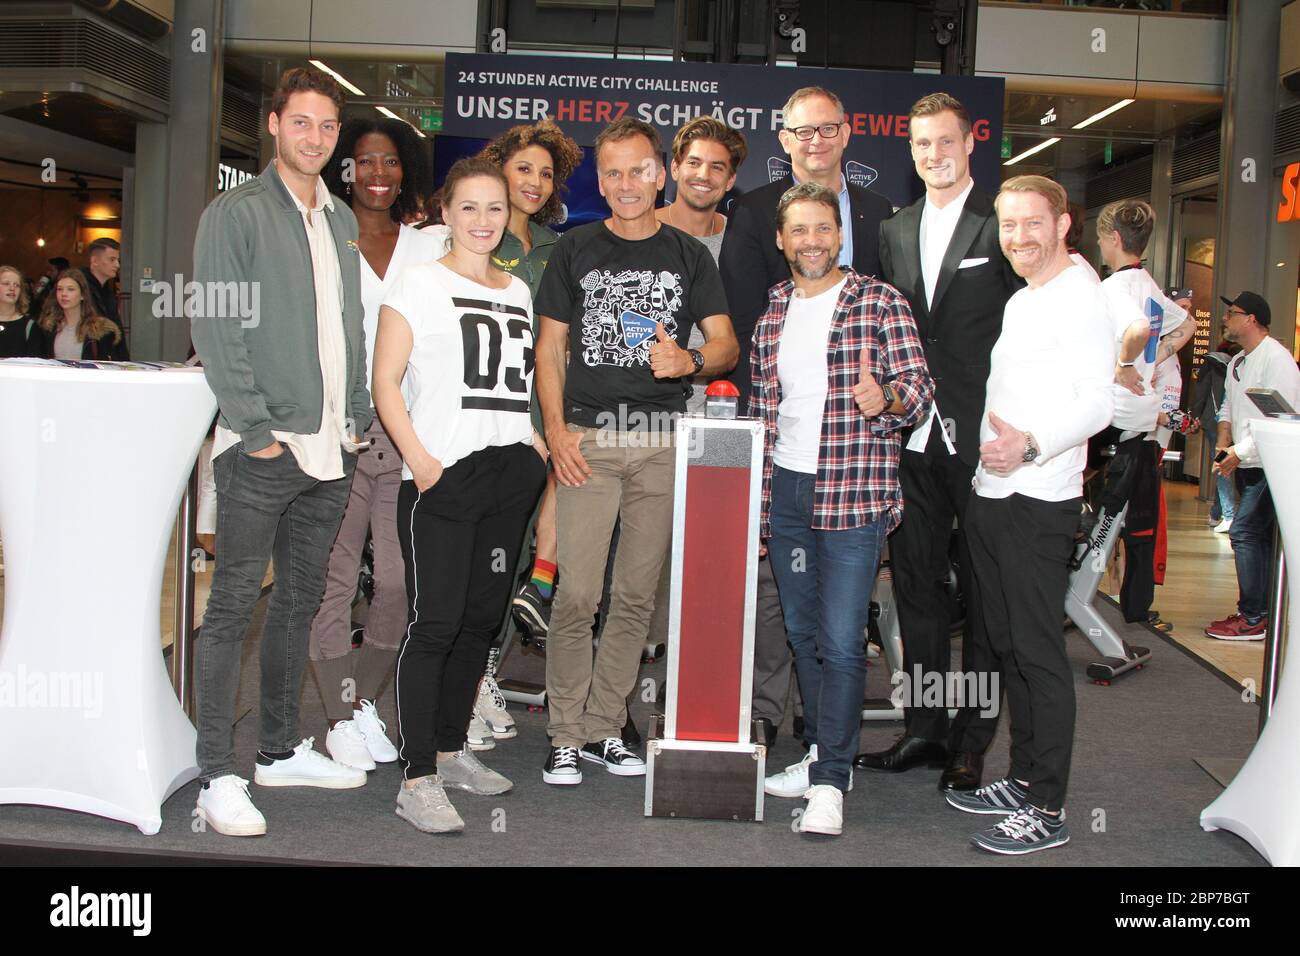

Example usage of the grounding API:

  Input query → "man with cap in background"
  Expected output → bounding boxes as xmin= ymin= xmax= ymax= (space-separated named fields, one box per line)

xmin=1205 ymin=292 xmax=1300 ymax=641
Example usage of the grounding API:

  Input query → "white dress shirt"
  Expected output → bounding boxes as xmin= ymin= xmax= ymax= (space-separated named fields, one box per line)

xmin=905 ymin=178 xmax=973 ymax=456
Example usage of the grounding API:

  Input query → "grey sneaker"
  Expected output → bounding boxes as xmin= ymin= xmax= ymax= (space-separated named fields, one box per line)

xmin=970 ymin=806 xmax=1069 ymax=855
xmin=945 ymin=776 xmax=1028 ymax=815
xmin=437 ymin=748 xmax=514 ymax=796
xmin=395 ymin=775 xmax=465 ymax=834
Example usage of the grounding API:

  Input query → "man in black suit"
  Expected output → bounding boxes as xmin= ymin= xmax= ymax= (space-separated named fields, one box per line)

xmin=719 ymin=85 xmax=893 ymax=748
xmin=854 ymin=92 xmax=1021 ymax=790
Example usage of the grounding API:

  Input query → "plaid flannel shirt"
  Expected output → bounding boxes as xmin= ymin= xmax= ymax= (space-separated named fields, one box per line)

xmin=750 ymin=268 xmax=933 ymax=538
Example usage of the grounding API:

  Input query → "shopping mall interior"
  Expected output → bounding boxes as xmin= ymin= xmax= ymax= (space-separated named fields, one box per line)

xmin=0 ymin=0 xmax=1298 ymax=878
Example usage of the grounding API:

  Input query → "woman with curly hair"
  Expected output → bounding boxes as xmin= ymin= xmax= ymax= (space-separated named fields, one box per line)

xmin=34 ymin=268 xmax=127 ymax=361
xmin=305 ymin=117 xmax=443 ymax=774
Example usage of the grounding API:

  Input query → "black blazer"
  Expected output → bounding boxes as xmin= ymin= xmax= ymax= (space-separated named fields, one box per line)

xmin=719 ymin=177 xmax=894 ymax=407
xmin=878 ymin=186 xmax=1021 ymax=466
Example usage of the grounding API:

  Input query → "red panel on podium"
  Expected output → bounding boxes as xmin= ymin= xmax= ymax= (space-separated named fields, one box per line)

xmin=676 ymin=465 xmax=748 ymax=741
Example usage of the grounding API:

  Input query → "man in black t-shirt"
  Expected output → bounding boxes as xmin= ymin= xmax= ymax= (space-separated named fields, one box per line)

xmin=534 ymin=117 xmax=738 ymax=786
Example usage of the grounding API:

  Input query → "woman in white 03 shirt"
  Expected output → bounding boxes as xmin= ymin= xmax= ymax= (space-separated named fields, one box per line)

xmin=373 ymin=157 xmax=548 ymax=833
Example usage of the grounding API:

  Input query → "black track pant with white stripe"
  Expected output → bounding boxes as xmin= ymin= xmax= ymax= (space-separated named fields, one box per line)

xmin=394 ymin=442 xmax=546 ymax=780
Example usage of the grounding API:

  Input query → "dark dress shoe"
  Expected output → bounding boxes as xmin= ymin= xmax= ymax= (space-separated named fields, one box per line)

xmin=753 ymin=717 xmax=777 ymax=749
xmin=853 ymin=735 xmax=947 ymax=772
xmin=938 ymin=751 xmax=984 ymax=791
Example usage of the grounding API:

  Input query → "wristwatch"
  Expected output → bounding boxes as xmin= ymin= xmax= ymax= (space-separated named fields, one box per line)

xmin=880 ymin=383 xmax=896 ymax=409
xmin=1022 ymin=431 xmax=1040 ymax=463
xmin=688 ymin=348 xmax=705 ymax=375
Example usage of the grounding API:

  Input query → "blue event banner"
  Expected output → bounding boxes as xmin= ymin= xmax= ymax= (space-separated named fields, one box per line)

xmin=442 ymin=52 xmax=1005 ymax=209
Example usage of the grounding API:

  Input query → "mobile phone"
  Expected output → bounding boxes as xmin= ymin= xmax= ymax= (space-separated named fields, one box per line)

xmin=1168 ymin=287 xmax=1193 ymax=300
xmin=1214 ymin=449 xmax=1229 ymax=463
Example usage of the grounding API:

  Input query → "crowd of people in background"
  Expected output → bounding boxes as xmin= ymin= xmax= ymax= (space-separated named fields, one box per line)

xmin=18 ymin=62 xmax=1288 ymax=855
xmin=0 ymin=240 xmax=127 ymax=361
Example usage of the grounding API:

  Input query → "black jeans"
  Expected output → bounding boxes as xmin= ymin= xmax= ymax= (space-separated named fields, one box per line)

xmin=196 ymin=445 xmax=356 ymax=781
xmin=1100 ymin=436 xmax=1159 ymax=624
xmin=394 ymin=443 xmax=545 ymax=780
xmin=891 ymin=430 xmax=999 ymax=753
xmin=965 ymin=491 xmax=1080 ymax=813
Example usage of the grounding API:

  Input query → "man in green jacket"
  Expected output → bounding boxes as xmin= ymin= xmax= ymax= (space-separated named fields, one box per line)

xmin=189 ymin=67 xmax=372 ymax=838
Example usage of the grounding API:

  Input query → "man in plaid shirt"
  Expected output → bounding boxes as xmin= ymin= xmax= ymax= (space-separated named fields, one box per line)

xmin=753 ymin=182 xmax=932 ymax=835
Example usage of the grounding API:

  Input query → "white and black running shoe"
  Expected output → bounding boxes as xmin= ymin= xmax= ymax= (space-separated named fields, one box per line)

xmin=512 ymin=582 xmax=551 ymax=643
xmin=945 ymin=776 xmax=1028 ymax=815
xmin=580 ymin=737 xmax=646 ymax=777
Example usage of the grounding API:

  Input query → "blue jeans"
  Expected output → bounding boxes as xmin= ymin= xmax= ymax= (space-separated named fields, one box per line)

xmin=1229 ymin=468 xmax=1275 ymax=622
xmin=1211 ymin=473 xmax=1236 ymax=523
xmin=767 ymin=466 xmax=885 ymax=791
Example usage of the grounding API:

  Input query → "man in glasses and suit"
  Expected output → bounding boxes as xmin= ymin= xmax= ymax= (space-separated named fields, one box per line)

xmin=854 ymin=92 xmax=1021 ymax=791
xmin=719 ymin=84 xmax=893 ymax=750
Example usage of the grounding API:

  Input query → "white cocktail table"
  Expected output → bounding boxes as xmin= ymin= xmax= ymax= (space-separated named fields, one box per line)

xmin=1200 ymin=417 xmax=1300 ymax=865
xmin=0 ymin=361 xmax=215 ymax=834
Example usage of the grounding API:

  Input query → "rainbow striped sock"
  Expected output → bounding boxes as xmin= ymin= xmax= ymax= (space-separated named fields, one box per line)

xmin=531 ymin=559 xmax=556 ymax=600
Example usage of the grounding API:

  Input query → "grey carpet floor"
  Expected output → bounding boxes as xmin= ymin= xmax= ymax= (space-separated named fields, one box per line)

xmin=0 ymin=597 xmax=1267 ymax=866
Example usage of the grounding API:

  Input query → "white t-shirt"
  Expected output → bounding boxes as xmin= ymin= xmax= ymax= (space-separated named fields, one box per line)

xmin=360 ymin=223 xmax=445 ymax=394
xmin=1221 ymin=334 xmax=1300 ymax=469
xmin=773 ymin=277 xmax=844 ymax=474
xmin=1100 ymin=267 xmax=1187 ymax=437
xmin=975 ymin=264 xmax=1115 ymax=501
xmin=382 ymin=260 xmax=535 ymax=477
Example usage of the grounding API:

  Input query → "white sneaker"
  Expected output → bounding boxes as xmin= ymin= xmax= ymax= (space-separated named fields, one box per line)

xmin=326 ymin=719 xmax=376 ymax=771
xmin=196 ymin=775 xmax=266 ymax=837
xmin=466 ymin=711 xmax=496 ymax=751
xmin=798 ymin=784 xmax=844 ymax=835
xmin=253 ymin=738 xmax=367 ymax=789
xmin=763 ymin=745 xmax=853 ymax=798
xmin=476 ymin=675 xmax=517 ymax=739
xmin=1215 ymin=519 xmax=1232 ymax=533
xmin=353 ymin=699 xmax=399 ymax=763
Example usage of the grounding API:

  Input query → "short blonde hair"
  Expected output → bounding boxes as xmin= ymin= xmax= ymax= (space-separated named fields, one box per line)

xmin=997 ymin=175 xmax=1068 ymax=219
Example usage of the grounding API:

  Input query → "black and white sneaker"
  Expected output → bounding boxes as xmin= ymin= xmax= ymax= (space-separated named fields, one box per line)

xmin=945 ymin=776 xmax=1028 ymax=815
xmin=542 ymin=746 xmax=582 ymax=786
xmin=580 ymin=737 xmax=646 ymax=777
xmin=970 ymin=806 xmax=1069 ymax=855
xmin=512 ymin=582 xmax=551 ymax=643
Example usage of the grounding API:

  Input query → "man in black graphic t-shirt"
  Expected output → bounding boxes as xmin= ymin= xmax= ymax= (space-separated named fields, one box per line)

xmin=534 ymin=117 xmax=738 ymax=786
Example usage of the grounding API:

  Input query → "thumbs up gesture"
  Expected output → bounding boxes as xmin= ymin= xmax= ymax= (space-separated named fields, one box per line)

xmin=978 ymin=411 xmax=1027 ymax=475
xmin=649 ymin=321 xmax=691 ymax=379
xmin=852 ymin=347 xmax=886 ymax=417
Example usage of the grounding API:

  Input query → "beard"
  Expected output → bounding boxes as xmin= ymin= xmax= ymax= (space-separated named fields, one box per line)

xmin=790 ymin=249 xmax=836 ymax=280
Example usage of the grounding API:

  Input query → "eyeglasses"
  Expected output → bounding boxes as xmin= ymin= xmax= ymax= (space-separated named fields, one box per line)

xmin=1225 ymin=308 xmax=1248 ymax=317
xmin=783 ymin=123 xmax=846 ymax=141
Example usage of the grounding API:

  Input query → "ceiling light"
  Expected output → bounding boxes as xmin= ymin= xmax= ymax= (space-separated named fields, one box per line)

xmin=309 ymin=59 xmax=365 ymax=96
xmin=374 ymin=106 xmax=426 ymax=138
xmin=1072 ymin=99 xmax=1134 ymax=130
xmin=1003 ymin=137 xmax=1060 ymax=167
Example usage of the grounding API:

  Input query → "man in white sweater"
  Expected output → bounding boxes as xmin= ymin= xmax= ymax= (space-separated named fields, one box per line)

xmin=1205 ymin=292 xmax=1300 ymax=640
xmin=946 ymin=175 xmax=1114 ymax=855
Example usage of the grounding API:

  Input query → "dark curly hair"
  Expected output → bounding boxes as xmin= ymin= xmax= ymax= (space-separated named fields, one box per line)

xmin=478 ymin=119 xmax=583 ymax=226
xmin=323 ymin=117 xmax=431 ymax=224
